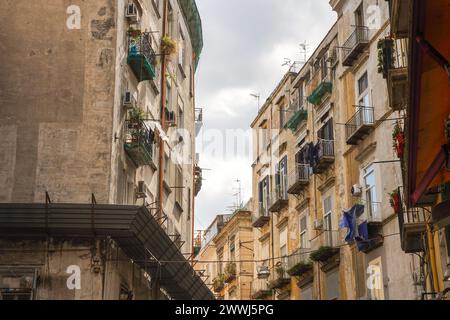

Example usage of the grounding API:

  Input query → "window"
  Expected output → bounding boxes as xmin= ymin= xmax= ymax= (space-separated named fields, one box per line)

xmin=276 ymin=156 xmax=288 ymax=198
xmin=355 ymin=3 xmax=364 ymax=27
xmin=175 ymin=166 xmax=183 ymax=207
xmin=229 ymin=236 xmax=236 ymax=262
xmin=358 ymin=72 xmax=369 ymax=107
xmin=259 ymin=123 xmax=269 ymax=152
xmin=0 ymin=267 xmax=36 ymax=301
xmin=320 ymin=53 xmax=328 ymax=81
xmin=364 ymin=164 xmax=380 ymax=221
xmin=298 ymin=84 xmax=304 ymax=110
xmin=325 ymin=268 xmax=339 ymax=300
xmin=177 ymin=97 xmax=184 ymax=129
xmin=261 ymin=241 xmax=270 ymax=267
xmin=167 ymin=3 xmax=174 ymax=37
xmin=280 ymin=226 xmax=288 ymax=267
xmin=318 ymin=118 xmax=334 ymax=141
xmin=151 ymin=0 xmax=160 ymax=18
xmin=367 ymin=257 xmax=385 ymax=300
xmin=178 ymin=27 xmax=185 ymax=69
xmin=258 ymin=176 xmax=269 ymax=215
xmin=300 ymin=283 xmax=313 ymax=300
xmin=218 ymin=249 xmax=224 ymax=275
xmin=279 ymin=104 xmax=286 ymax=129
xmin=300 ymin=215 xmax=308 ymax=249
xmin=323 ymin=195 xmax=333 ymax=246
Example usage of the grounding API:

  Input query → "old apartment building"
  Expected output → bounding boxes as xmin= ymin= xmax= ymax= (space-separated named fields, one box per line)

xmin=0 ymin=0 xmax=212 ymax=300
xmin=195 ymin=205 xmax=254 ymax=300
xmin=248 ymin=0 xmax=429 ymax=300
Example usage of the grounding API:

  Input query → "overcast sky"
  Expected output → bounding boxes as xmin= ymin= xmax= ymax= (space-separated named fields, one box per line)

xmin=194 ymin=0 xmax=336 ymax=230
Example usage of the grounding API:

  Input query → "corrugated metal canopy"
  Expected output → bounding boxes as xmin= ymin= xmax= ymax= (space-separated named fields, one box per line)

xmin=0 ymin=203 xmax=214 ymax=300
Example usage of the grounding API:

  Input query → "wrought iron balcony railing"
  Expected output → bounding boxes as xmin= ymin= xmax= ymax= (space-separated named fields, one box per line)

xmin=345 ymin=106 xmax=375 ymax=145
xmin=268 ymin=185 xmax=289 ymax=212
xmin=287 ymin=247 xmax=313 ymax=277
xmin=127 ymin=31 xmax=157 ymax=82
xmin=310 ymin=230 xmax=343 ymax=263
xmin=313 ymin=139 xmax=335 ymax=174
xmin=251 ymin=278 xmax=272 ymax=300
xmin=124 ymin=120 xmax=157 ymax=168
xmin=268 ymin=260 xmax=291 ymax=290
xmin=342 ymin=26 xmax=370 ymax=67
xmin=252 ymin=201 xmax=270 ymax=228
xmin=195 ymin=108 xmax=203 ymax=136
xmin=287 ymin=164 xmax=310 ymax=194
xmin=307 ymin=74 xmax=332 ymax=106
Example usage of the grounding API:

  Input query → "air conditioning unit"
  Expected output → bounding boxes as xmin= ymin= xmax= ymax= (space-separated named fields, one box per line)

xmin=313 ymin=219 xmax=323 ymax=231
xmin=257 ymin=265 xmax=270 ymax=279
xmin=123 ymin=91 xmax=134 ymax=108
xmin=351 ymin=184 xmax=363 ymax=197
xmin=125 ymin=3 xmax=139 ymax=22
xmin=135 ymin=181 xmax=147 ymax=199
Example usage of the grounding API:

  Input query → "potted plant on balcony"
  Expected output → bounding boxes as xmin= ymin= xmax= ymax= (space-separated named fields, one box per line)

xmin=389 ymin=189 xmax=401 ymax=214
xmin=128 ymin=26 xmax=142 ymax=38
xmin=161 ymin=35 xmax=177 ymax=56
xmin=287 ymin=261 xmax=313 ymax=277
xmin=310 ymin=246 xmax=338 ymax=262
xmin=224 ymin=262 xmax=237 ymax=282
xmin=392 ymin=122 xmax=405 ymax=159
xmin=212 ymin=274 xmax=225 ymax=293
xmin=377 ymin=38 xmax=394 ymax=79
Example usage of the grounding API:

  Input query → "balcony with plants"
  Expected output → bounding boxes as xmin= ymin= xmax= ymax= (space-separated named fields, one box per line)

xmin=287 ymin=164 xmax=311 ymax=195
xmin=212 ymin=274 xmax=225 ymax=293
xmin=287 ymin=248 xmax=313 ymax=278
xmin=124 ymin=107 xmax=157 ymax=168
xmin=252 ymin=201 xmax=270 ymax=228
xmin=342 ymin=26 xmax=370 ymax=67
xmin=307 ymin=74 xmax=332 ymax=106
xmin=224 ymin=262 xmax=237 ymax=283
xmin=345 ymin=106 xmax=375 ymax=145
xmin=285 ymin=97 xmax=308 ymax=133
xmin=267 ymin=262 xmax=291 ymax=290
xmin=378 ymin=38 xmax=409 ymax=110
xmin=127 ymin=30 xmax=157 ymax=82
xmin=195 ymin=108 xmax=203 ymax=137
xmin=268 ymin=185 xmax=289 ymax=213
xmin=310 ymin=230 xmax=342 ymax=263
xmin=388 ymin=0 xmax=411 ymax=39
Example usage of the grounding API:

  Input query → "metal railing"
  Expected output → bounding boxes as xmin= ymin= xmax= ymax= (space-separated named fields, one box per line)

xmin=317 ymin=139 xmax=335 ymax=158
xmin=124 ymin=120 xmax=155 ymax=158
xmin=342 ymin=26 xmax=369 ymax=61
xmin=269 ymin=185 xmax=288 ymax=208
xmin=252 ymin=278 xmax=271 ymax=296
xmin=310 ymin=230 xmax=343 ymax=250
xmin=363 ymin=201 xmax=382 ymax=223
xmin=128 ymin=32 xmax=156 ymax=65
xmin=287 ymin=247 xmax=311 ymax=271
xmin=268 ymin=260 xmax=290 ymax=283
xmin=288 ymin=164 xmax=310 ymax=186
xmin=392 ymin=38 xmax=409 ymax=70
xmin=345 ymin=106 xmax=375 ymax=140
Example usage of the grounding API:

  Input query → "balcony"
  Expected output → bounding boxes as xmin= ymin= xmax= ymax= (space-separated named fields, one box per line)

xmin=285 ymin=108 xmax=308 ymax=133
xmin=310 ymin=231 xmax=342 ymax=263
xmin=127 ymin=31 xmax=156 ymax=82
xmin=312 ymin=139 xmax=335 ymax=174
xmin=287 ymin=248 xmax=313 ymax=277
xmin=195 ymin=108 xmax=203 ymax=137
xmin=252 ymin=278 xmax=272 ymax=300
xmin=342 ymin=26 xmax=370 ymax=67
xmin=194 ymin=165 xmax=202 ymax=196
xmin=388 ymin=0 xmax=411 ymax=39
xmin=287 ymin=164 xmax=310 ymax=195
xmin=268 ymin=261 xmax=291 ymax=290
xmin=212 ymin=274 xmax=225 ymax=293
xmin=124 ymin=120 xmax=157 ymax=168
xmin=252 ymin=202 xmax=270 ymax=228
xmin=358 ymin=202 xmax=384 ymax=254
xmin=387 ymin=39 xmax=409 ymax=110
xmin=307 ymin=75 xmax=332 ymax=106
xmin=224 ymin=262 xmax=237 ymax=283
xmin=400 ymin=207 xmax=427 ymax=254
xmin=268 ymin=186 xmax=289 ymax=213
xmin=345 ymin=107 xmax=375 ymax=145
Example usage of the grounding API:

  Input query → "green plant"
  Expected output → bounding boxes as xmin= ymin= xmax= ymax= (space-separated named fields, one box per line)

xmin=212 ymin=274 xmax=225 ymax=292
xmin=287 ymin=261 xmax=313 ymax=276
xmin=161 ymin=35 xmax=177 ymax=55
xmin=128 ymin=106 xmax=145 ymax=122
xmin=225 ymin=262 xmax=237 ymax=276
xmin=377 ymin=38 xmax=394 ymax=78
xmin=128 ymin=26 xmax=142 ymax=38
xmin=310 ymin=246 xmax=333 ymax=262
xmin=275 ymin=265 xmax=285 ymax=276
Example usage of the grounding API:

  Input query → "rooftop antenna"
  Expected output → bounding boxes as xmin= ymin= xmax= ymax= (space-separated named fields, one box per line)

xmin=299 ymin=41 xmax=311 ymax=65
xmin=250 ymin=93 xmax=261 ymax=112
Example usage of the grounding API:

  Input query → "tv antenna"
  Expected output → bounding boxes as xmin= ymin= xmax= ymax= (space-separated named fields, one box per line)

xmin=250 ymin=93 xmax=261 ymax=112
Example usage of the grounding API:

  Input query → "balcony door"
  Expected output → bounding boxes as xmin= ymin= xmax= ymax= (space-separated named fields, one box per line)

xmin=259 ymin=176 xmax=269 ymax=216
xmin=276 ymin=156 xmax=288 ymax=199
xmin=357 ymin=72 xmax=371 ymax=126
xmin=355 ymin=4 xmax=364 ymax=27
xmin=323 ymin=196 xmax=333 ymax=247
xmin=364 ymin=164 xmax=380 ymax=221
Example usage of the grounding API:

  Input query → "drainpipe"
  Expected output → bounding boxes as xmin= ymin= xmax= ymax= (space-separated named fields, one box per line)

xmin=191 ymin=62 xmax=197 ymax=266
xmin=154 ymin=0 xmax=169 ymax=301
xmin=426 ymin=223 xmax=441 ymax=293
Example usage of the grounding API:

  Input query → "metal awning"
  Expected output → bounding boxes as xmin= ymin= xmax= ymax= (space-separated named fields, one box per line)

xmin=0 ymin=203 xmax=214 ymax=300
